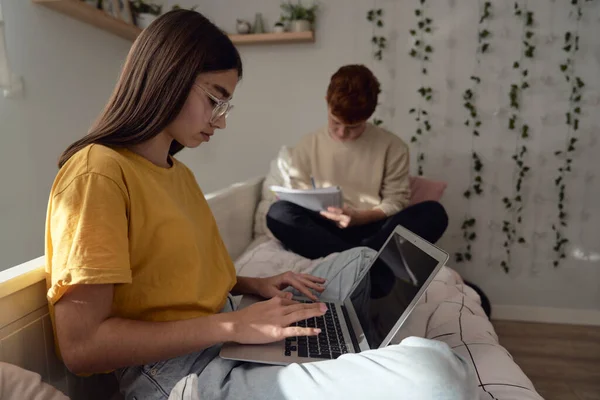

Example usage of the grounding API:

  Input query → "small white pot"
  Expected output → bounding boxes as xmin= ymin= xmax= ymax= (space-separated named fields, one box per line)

xmin=289 ymin=20 xmax=311 ymax=32
xmin=273 ymin=25 xmax=286 ymax=33
xmin=136 ymin=13 xmax=158 ymax=29
xmin=236 ymin=20 xmax=251 ymax=34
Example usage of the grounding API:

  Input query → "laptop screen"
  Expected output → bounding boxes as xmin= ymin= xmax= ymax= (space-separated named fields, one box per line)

xmin=349 ymin=231 xmax=440 ymax=348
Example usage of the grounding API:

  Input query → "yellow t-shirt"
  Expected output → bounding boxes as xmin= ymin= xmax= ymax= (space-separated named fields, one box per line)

xmin=45 ymin=144 xmax=237 ymax=329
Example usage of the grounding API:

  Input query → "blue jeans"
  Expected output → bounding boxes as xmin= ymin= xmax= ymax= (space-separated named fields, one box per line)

xmin=116 ymin=248 xmax=477 ymax=400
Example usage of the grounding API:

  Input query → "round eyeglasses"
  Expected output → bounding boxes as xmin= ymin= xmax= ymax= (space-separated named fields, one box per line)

xmin=195 ymin=84 xmax=234 ymax=124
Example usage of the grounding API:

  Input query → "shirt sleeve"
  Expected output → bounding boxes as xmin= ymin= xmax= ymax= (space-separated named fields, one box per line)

xmin=47 ymin=172 xmax=132 ymax=305
xmin=375 ymin=140 xmax=411 ymax=216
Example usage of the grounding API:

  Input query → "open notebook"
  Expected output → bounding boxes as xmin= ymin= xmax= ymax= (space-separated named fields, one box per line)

xmin=270 ymin=186 xmax=343 ymax=212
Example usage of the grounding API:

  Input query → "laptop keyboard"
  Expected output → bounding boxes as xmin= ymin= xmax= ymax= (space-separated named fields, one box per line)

xmin=285 ymin=301 xmax=350 ymax=360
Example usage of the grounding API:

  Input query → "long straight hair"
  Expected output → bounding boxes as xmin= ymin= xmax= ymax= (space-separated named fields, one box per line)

xmin=58 ymin=10 xmax=243 ymax=168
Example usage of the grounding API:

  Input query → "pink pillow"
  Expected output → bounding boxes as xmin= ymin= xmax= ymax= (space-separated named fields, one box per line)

xmin=408 ymin=176 xmax=447 ymax=206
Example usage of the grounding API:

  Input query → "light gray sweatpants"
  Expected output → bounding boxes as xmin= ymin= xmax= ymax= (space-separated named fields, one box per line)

xmin=117 ymin=247 xmax=477 ymax=400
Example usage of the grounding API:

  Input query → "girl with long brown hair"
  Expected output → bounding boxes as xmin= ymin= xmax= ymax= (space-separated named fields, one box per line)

xmin=45 ymin=10 xmax=475 ymax=400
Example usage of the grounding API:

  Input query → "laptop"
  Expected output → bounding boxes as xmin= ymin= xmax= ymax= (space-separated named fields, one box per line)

xmin=220 ymin=224 xmax=449 ymax=365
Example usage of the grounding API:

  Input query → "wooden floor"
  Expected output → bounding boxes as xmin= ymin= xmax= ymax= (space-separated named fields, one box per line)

xmin=493 ymin=320 xmax=600 ymax=400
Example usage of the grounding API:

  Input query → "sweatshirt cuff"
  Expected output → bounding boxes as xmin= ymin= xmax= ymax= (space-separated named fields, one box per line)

xmin=374 ymin=202 xmax=403 ymax=217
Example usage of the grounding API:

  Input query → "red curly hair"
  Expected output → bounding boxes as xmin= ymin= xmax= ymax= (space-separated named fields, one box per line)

xmin=326 ymin=65 xmax=381 ymax=124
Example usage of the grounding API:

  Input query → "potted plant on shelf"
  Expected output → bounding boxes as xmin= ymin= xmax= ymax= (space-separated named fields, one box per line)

xmin=280 ymin=1 xmax=318 ymax=32
xmin=131 ymin=0 xmax=162 ymax=29
xmin=273 ymin=20 xmax=286 ymax=33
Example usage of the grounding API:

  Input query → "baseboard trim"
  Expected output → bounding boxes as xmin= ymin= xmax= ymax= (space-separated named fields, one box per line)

xmin=493 ymin=305 xmax=600 ymax=326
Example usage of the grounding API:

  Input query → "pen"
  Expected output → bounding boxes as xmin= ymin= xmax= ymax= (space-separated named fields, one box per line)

xmin=310 ymin=176 xmax=316 ymax=189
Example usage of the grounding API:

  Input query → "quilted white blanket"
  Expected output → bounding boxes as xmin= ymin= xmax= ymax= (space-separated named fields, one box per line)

xmin=235 ymin=239 xmax=544 ymax=400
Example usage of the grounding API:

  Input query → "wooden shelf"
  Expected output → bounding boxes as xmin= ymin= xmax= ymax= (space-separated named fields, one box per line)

xmin=33 ymin=0 xmax=315 ymax=45
xmin=34 ymin=0 xmax=141 ymax=41
xmin=229 ymin=31 xmax=315 ymax=45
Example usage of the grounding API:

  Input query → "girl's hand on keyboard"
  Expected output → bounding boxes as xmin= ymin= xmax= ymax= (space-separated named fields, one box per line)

xmin=229 ymin=296 xmax=327 ymax=344
xmin=254 ymin=271 xmax=326 ymax=302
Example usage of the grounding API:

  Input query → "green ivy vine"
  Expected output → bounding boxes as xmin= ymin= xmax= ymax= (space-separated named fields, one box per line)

xmin=455 ymin=1 xmax=493 ymax=264
xmin=367 ymin=9 xmax=386 ymax=61
xmin=408 ymin=0 xmax=434 ymax=176
xmin=367 ymin=8 xmax=386 ymax=127
xmin=500 ymin=2 xmax=535 ymax=273
xmin=552 ymin=0 xmax=586 ymax=267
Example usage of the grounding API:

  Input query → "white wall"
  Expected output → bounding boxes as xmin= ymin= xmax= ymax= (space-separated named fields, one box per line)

xmin=176 ymin=0 xmax=375 ymax=193
xmin=176 ymin=0 xmax=600 ymax=313
xmin=0 ymin=0 xmax=130 ymax=270
xmin=1 ymin=0 xmax=598 ymax=315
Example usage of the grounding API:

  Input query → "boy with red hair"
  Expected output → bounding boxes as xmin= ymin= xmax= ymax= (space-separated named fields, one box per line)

xmin=267 ymin=64 xmax=449 ymax=297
